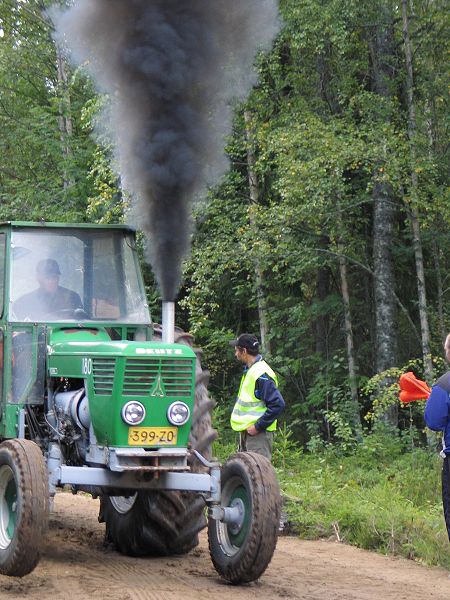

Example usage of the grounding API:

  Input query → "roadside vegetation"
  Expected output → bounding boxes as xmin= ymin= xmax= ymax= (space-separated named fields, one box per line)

xmin=214 ymin=422 xmax=450 ymax=570
xmin=278 ymin=436 xmax=450 ymax=569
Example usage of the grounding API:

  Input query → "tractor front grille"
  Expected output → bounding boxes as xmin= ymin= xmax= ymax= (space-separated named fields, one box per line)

xmin=92 ymin=358 xmax=116 ymax=394
xmin=123 ymin=358 xmax=193 ymax=398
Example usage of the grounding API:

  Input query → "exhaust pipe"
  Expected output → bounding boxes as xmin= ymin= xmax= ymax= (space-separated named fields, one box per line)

xmin=162 ymin=301 xmax=175 ymax=344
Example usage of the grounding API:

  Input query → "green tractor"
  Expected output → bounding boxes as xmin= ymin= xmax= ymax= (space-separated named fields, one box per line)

xmin=0 ymin=222 xmax=280 ymax=584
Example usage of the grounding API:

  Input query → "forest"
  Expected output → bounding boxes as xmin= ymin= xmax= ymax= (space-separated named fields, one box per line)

xmin=0 ymin=0 xmax=449 ymax=566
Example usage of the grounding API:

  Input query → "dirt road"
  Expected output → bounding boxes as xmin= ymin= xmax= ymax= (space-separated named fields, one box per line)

xmin=0 ymin=492 xmax=448 ymax=600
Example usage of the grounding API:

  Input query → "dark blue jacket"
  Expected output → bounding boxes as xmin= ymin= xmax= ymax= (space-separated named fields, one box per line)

xmin=242 ymin=355 xmax=285 ymax=431
xmin=424 ymin=371 xmax=450 ymax=453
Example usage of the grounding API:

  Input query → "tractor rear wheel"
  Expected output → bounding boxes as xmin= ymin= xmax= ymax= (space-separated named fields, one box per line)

xmin=0 ymin=439 xmax=49 ymax=576
xmin=99 ymin=326 xmax=217 ymax=556
xmin=208 ymin=452 xmax=281 ymax=584
xmin=100 ymin=489 xmax=208 ymax=556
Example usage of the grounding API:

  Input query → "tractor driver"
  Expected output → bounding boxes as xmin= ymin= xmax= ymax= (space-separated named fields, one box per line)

xmin=13 ymin=258 xmax=83 ymax=321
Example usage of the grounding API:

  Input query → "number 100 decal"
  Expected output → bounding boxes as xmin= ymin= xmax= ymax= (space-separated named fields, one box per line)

xmin=82 ymin=357 xmax=93 ymax=375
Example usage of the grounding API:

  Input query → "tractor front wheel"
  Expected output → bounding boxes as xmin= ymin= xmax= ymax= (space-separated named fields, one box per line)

xmin=208 ymin=452 xmax=281 ymax=584
xmin=0 ymin=439 xmax=49 ymax=577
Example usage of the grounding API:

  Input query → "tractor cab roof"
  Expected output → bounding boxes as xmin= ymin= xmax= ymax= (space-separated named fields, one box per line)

xmin=0 ymin=221 xmax=135 ymax=232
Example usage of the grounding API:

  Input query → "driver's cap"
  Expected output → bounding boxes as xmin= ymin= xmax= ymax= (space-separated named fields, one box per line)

xmin=36 ymin=258 xmax=61 ymax=277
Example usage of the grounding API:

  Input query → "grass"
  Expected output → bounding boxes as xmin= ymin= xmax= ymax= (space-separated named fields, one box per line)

xmin=276 ymin=443 xmax=450 ymax=569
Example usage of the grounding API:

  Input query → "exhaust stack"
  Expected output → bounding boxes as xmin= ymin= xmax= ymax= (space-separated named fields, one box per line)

xmin=162 ymin=301 xmax=175 ymax=344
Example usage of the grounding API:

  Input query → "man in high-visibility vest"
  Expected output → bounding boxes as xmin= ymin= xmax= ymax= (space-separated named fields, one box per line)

xmin=229 ymin=333 xmax=285 ymax=461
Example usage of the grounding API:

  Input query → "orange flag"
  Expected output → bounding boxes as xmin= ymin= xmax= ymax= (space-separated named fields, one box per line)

xmin=398 ymin=371 xmax=431 ymax=403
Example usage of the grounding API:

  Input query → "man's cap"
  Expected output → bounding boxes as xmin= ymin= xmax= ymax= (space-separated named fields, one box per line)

xmin=36 ymin=258 xmax=61 ymax=277
xmin=229 ymin=333 xmax=260 ymax=351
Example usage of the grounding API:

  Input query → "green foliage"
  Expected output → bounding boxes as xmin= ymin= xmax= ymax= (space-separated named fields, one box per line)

xmin=81 ymin=96 xmax=126 ymax=224
xmin=324 ymin=410 xmax=358 ymax=451
xmin=272 ymin=423 xmax=304 ymax=470
xmin=211 ymin=437 xmax=237 ymax=465
xmin=0 ymin=1 xmax=97 ymax=221
xmin=363 ymin=356 xmax=446 ymax=425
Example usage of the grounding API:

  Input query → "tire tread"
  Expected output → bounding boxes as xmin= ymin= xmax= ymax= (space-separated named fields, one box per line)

xmin=208 ymin=451 xmax=280 ymax=584
xmin=0 ymin=439 xmax=48 ymax=577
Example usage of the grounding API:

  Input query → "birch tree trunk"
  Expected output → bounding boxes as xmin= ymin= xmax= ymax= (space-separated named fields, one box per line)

xmin=401 ymin=0 xmax=433 ymax=383
xmin=336 ymin=200 xmax=361 ymax=433
xmin=369 ymin=4 xmax=398 ymax=427
xmin=244 ymin=110 xmax=271 ymax=355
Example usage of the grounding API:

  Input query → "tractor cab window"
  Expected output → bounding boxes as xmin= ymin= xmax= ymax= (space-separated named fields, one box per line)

xmin=9 ymin=228 xmax=150 ymax=324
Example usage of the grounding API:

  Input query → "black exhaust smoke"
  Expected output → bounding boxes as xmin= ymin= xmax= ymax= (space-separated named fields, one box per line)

xmin=53 ymin=1 xmax=279 ymax=301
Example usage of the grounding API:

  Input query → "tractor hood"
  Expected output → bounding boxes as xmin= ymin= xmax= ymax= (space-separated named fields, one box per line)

xmin=47 ymin=327 xmax=195 ymax=379
xmin=46 ymin=327 xmax=197 ymax=448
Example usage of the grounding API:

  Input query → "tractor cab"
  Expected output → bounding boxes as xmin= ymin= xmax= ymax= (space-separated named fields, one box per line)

xmin=0 ymin=222 xmax=152 ymax=436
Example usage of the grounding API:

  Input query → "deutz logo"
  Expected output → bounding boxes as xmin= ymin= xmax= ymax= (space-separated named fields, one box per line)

xmin=150 ymin=374 xmax=165 ymax=397
xmin=136 ymin=348 xmax=183 ymax=355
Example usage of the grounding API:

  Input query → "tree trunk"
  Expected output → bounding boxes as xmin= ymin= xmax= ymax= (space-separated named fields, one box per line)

xmin=244 ymin=110 xmax=271 ymax=355
xmin=401 ymin=0 xmax=433 ymax=383
xmin=336 ymin=200 xmax=361 ymax=434
xmin=372 ymin=180 xmax=398 ymax=426
xmin=409 ymin=206 xmax=433 ymax=379
xmin=369 ymin=4 xmax=398 ymax=427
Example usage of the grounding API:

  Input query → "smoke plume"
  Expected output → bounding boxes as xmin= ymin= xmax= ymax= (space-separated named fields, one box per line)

xmin=54 ymin=0 xmax=279 ymax=301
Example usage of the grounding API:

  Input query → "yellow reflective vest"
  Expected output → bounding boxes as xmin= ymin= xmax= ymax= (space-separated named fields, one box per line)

xmin=230 ymin=359 xmax=278 ymax=432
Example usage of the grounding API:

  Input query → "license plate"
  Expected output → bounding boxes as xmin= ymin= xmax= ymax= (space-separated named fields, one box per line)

xmin=128 ymin=427 xmax=178 ymax=446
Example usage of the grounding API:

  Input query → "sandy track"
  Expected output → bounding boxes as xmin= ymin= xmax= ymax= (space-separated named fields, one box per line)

xmin=0 ymin=492 xmax=448 ymax=600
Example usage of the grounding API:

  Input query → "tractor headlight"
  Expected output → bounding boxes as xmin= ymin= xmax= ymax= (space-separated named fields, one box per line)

xmin=122 ymin=401 xmax=146 ymax=425
xmin=167 ymin=402 xmax=190 ymax=426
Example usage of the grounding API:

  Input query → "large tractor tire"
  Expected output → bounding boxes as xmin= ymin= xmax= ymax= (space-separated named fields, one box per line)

xmin=208 ymin=452 xmax=281 ymax=584
xmin=0 ymin=439 xmax=49 ymax=576
xmin=99 ymin=326 xmax=217 ymax=556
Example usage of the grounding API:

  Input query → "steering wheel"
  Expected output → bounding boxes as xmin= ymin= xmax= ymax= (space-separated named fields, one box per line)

xmin=42 ymin=307 xmax=89 ymax=320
